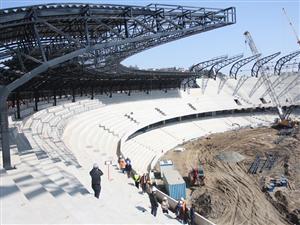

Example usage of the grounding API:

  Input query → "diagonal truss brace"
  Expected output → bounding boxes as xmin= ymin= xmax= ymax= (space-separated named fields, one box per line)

xmin=277 ymin=75 xmax=300 ymax=98
xmin=293 ymin=93 xmax=300 ymax=103
xmin=6 ymin=46 xmax=43 ymax=64
xmin=233 ymin=76 xmax=249 ymax=96
xmin=40 ymin=20 xmax=83 ymax=47
xmin=260 ymin=71 xmax=300 ymax=98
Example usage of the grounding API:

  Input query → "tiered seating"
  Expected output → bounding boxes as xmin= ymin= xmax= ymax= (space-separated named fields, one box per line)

xmin=20 ymin=99 xmax=104 ymax=168
xmin=18 ymin=76 xmax=300 ymax=174
xmin=59 ymin=82 xmax=299 ymax=173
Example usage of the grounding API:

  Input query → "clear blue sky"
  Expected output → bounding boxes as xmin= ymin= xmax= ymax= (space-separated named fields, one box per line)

xmin=1 ymin=0 xmax=299 ymax=72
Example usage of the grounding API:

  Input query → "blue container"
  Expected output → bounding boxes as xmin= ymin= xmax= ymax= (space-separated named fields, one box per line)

xmin=267 ymin=183 xmax=275 ymax=192
xmin=160 ymin=160 xmax=174 ymax=177
xmin=163 ymin=169 xmax=186 ymax=200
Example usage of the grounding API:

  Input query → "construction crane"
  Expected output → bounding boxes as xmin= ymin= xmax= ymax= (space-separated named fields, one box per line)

xmin=244 ymin=31 xmax=287 ymax=124
xmin=282 ymin=8 xmax=300 ymax=47
xmin=244 ymin=31 xmax=260 ymax=55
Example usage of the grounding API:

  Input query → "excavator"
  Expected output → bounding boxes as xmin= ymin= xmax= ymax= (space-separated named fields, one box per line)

xmin=244 ymin=31 xmax=298 ymax=129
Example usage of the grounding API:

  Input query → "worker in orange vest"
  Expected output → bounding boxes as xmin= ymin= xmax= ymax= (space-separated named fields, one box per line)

xmin=180 ymin=197 xmax=188 ymax=224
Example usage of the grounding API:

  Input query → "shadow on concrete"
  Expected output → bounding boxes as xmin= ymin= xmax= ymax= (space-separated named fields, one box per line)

xmin=0 ymin=184 xmax=20 ymax=198
xmin=136 ymin=206 xmax=147 ymax=213
xmin=164 ymin=213 xmax=175 ymax=220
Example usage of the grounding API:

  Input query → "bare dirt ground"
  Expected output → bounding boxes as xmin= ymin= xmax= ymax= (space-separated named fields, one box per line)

xmin=158 ymin=126 xmax=300 ymax=225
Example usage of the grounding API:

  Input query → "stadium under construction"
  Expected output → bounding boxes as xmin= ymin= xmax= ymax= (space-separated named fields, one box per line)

xmin=0 ymin=3 xmax=299 ymax=225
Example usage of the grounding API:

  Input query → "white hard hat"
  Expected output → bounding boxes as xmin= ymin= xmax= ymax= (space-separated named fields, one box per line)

xmin=152 ymin=186 xmax=157 ymax=192
xmin=93 ymin=163 xmax=99 ymax=168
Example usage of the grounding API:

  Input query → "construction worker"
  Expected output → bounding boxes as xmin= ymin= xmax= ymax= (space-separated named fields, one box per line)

xmin=133 ymin=173 xmax=141 ymax=189
xmin=180 ymin=197 xmax=188 ymax=224
xmin=148 ymin=186 xmax=158 ymax=217
xmin=192 ymin=168 xmax=198 ymax=185
xmin=189 ymin=204 xmax=196 ymax=225
xmin=125 ymin=158 xmax=132 ymax=178
xmin=145 ymin=179 xmax=152 ymax=195
xmin=175 ymin=200 xmax=183 ymax=221
xmin=140 ymin=173 xmax=148 ymax=193
xmin=161 ymin=196 xmax=169 ymax=214
xmin=89 ymin=163 xmax=103 ymax=198
xmin=118 ymin=156 xmax=126 ymax=173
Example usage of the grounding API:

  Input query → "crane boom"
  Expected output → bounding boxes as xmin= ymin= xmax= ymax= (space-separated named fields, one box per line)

xmin=243 ymin=31 xmax=285 ymax=120
xmin=244 ymin=31 xmax=259 ymax=55
xmin=282 ymin=8 xmax=300 ymax=46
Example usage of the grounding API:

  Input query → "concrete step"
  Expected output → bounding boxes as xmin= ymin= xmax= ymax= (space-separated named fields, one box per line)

xmin=5 ymin=168 xmax=75 ymax=223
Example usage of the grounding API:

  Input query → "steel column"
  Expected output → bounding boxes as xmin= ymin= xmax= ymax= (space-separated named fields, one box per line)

xmin=53 ymin=90 xmax=57 ymax=106
xmin=0 ymin=87 xmax=12 ymax=169
xmin=16 ymin=92 xmax=20 ymax=119
xmin=34 ymin=91 xmax=38 ymax=111
xmin=72 ymin=88 xmax=76 ymax=102
xmin=91 ymin=86 xmax=94 ymax=100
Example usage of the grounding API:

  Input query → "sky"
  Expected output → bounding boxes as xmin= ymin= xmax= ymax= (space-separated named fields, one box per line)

xmin=1 ymin=0 xmax=299 ymax=72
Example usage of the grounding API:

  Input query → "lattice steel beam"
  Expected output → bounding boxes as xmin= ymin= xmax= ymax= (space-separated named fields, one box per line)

xmin=209 ymin=54 xmax=243 ymax=79
xmin=251 ymin=52 xmax=280 ymax=77
xmin=190 ymin=55 xmax=228 ymax=72
xmin=274 ymin=50 xmax=300 ymax=75
xmin=229 ymin=54 xmax=260 ymax=79
xmin=1 ymin=4 xmax=236 ymax=82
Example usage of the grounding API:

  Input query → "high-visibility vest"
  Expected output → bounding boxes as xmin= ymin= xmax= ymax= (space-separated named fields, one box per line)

xmin=133 ymin=174 xmax=140 ymax=182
